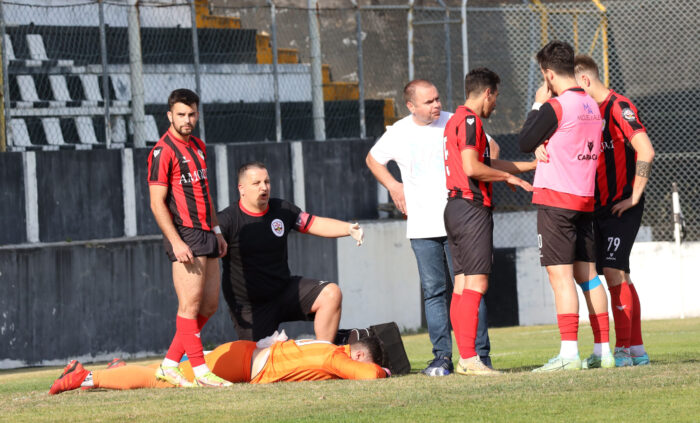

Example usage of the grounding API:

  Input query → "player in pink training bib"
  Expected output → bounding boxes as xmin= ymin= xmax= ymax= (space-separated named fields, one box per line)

xmin=519 ymin=41 xmax=608 ymax=372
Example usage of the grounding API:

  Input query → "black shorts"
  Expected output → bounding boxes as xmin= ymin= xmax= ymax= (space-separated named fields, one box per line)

xmin=163 ymin=225 xmax=218 ymax=262
xmin=537 ymin=206 xmax=596 ymax=266
xmin=595 ymin=197 xmax=644 ymax=274
xmin=229 ymin=276 xmax=333 ymax=341
xmin=444 ymin=198 xmax=493 ymax=275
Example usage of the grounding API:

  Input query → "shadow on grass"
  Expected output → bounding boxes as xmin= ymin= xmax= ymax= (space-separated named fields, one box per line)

xmin=501 ymin=365 xmax=540 ymax=373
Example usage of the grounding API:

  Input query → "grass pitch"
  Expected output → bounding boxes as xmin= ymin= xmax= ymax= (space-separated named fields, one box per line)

xmin=1 ymin=318 xmax=699 ymax=423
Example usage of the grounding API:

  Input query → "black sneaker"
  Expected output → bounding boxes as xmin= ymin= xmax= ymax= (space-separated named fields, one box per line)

xmin=421 ymin=356 xmax=454 ymax=376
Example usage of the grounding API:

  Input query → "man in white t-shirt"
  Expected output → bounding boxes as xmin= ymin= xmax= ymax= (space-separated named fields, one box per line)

xmin=365 ymin=79 xmax=492 ymax=376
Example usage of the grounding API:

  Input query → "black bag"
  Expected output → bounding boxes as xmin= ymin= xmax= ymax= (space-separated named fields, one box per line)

xmin=335 ymin=322 xmax=411 ymax=375
xmin=369 ymin=322 xmax=411 ymax=375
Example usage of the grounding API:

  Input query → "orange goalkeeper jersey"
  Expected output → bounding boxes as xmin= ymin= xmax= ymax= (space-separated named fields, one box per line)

xmin=251 ymin=339 xmax=386 ymax=384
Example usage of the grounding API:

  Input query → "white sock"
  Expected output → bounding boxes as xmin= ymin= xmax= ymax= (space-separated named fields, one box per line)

xmin=161 ymin=358 xmax=179 ymax=368
xmin=559 ymin=340 xmax=578 ymax=358
xmin=193 ymin=364 xmax=210 ymax=378
xmin=630 ymin=345 xmax=646 ymax=356
xmin=615 ymin=346 xmax=630 ymax=354
xmin=80 ymin=372 xmax=94 ymax=387
xmin=593 ymin=342 xmax=611 ymax=356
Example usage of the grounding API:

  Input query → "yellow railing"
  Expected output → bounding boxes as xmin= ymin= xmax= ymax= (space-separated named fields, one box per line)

xmin=529 ymin=0 xmax=609 ymax=86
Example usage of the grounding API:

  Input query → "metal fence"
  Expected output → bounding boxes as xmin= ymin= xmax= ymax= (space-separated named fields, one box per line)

xmin=0 ymin=0 xmax=697 ymax=241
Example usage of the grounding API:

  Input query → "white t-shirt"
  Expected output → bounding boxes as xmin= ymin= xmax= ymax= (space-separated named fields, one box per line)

xmin=369 ymin=111 xmax=452 ymax=239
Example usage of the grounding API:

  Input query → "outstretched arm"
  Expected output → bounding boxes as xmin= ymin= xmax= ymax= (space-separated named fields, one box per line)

xmin=491 ymin=158 xmax=537 ymax=175
xmin=461 ymin=149 xmax=533 ymax=192
xmin=306 ymin=217 xmax=364 ymax=246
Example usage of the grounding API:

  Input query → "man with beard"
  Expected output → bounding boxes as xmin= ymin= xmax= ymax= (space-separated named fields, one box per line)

xmin=444 ymin=68 xmax=535 ymax=375
xmin=48 ymin=334 xmax=388 ymax=394
xmin=147 ymin=89 xmax=230 ymax=387
xmin=519 ymin=41 xmax=604 ymax=372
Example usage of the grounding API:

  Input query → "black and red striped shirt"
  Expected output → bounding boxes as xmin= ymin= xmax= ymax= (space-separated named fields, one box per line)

xmin=444 ymin=106 xmax=492 ymax=207
xmin=147 ymin=129 xmax=213 ymax=231
xmin=595 ymin=90 xmax=646 ymax=208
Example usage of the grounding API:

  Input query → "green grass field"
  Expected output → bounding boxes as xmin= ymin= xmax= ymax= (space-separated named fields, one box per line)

xmin=1 ymin=318 xmax=699 ymax=423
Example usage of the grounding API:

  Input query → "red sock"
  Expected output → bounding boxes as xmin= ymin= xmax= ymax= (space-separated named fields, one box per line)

xmin=629 ymin=283 xmax=644 ymax=346
xmin=588 ymin=313 xmax=609 ymax=343
xmin=177 ymin=315 xmax=206 ymax=368
xmin=453 ymin=289 xmax=481 ymax=359
xmin=165 ymin=314 xmax=210 ymax=362
xmin=557 ymin=313 xmax=579 ymax=341
xmin=197 ymin=314 xmax=210 ymax=332
xmin=609 ymin=282 xmax=633 ymax=348
xmin=164 ymin=333 xmax=185 ymax=363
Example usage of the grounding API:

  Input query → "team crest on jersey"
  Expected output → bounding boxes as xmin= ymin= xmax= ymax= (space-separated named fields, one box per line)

xmin=621 ymin=108 xmax=636 ymax=121
xmin=271 ymin=219 xmax=285 ymax=237
xmin=197 ymin=149 xmax=204 ymax=159
xmin=153 ymin=148 xmax=161 ymax=157
xmin=466 ymin=117 xmax=475 ymax=125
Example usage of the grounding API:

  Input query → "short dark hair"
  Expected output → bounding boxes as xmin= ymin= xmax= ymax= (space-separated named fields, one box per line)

xmin=350 ymin=336 xmax=385 ymax=367
xmin=536 ymin=40 xmax=575 ymax=77
xmin=464 ymin=67 xmax=500 ymax=98
xmin=574 ymin=54 xmax=600 ymax=79
xmin=403 ymin=79 xmax=434 ymax=104
xmin=237 ymin=161 xmax=266 ymax=182
xmin=168 ymin=88 xmax=200 ymax=110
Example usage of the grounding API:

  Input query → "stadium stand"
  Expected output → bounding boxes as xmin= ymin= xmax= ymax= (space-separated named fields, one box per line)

xmin=3 ymin=1 xmax=395 ymax=150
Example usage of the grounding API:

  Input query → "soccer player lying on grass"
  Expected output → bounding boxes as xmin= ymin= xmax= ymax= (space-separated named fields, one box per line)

xmin=49 ymin=333 xmax=388 ymax=395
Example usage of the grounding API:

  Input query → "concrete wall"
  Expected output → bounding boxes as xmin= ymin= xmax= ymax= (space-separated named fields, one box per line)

xmin=337 ymin=221 xmax=421 ymax=331
xmin=2 ymin=139 xmax=379 ymax=246
xmin=515 ymin=242 xmax=700 ymax=326
xmin=2 ymin=217 xmax=697 ymax=368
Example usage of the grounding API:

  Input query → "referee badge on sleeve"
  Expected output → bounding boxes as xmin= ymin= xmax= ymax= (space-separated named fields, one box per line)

xmin=271 ymin=219 xmax=285 ymax=237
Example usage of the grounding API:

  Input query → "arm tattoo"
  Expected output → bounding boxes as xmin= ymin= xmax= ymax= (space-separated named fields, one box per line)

xmin=636 ymin=161 xmax=652 ymax=178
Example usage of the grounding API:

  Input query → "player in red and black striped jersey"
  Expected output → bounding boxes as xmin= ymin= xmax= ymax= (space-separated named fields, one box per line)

xmin=148 ymin=130 xmax=212 ymax=231
xmin=147 ymin=89 xmax=230 ymax=387
xmin=575 ymin=55 xmax=655 ymax=366
xmin=443 ymin=68 xmax=535 ymax=375
xmin=218 ymin=162 xmax=365 ymax=343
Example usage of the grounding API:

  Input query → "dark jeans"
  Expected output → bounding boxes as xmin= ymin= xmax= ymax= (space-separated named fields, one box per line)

xmin=411 ymin=237 xmax=491 ymax=362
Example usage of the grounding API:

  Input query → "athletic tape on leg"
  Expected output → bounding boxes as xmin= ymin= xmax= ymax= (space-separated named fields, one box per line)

xmin=578 ymin=276 xmax=602 ymax=292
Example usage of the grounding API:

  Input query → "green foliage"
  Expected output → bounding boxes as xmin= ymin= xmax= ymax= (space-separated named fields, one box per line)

xmin=1 ymin=318 xmax=699 ymax=422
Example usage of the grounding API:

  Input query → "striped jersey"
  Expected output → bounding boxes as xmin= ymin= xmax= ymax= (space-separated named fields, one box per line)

xmin=147 ymin=129 xmax=213 ymax=231
xmin=443 ymin=106 xmax=493 ymax=207
xmin=595 ymin=90 xmax=646 ymax=208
